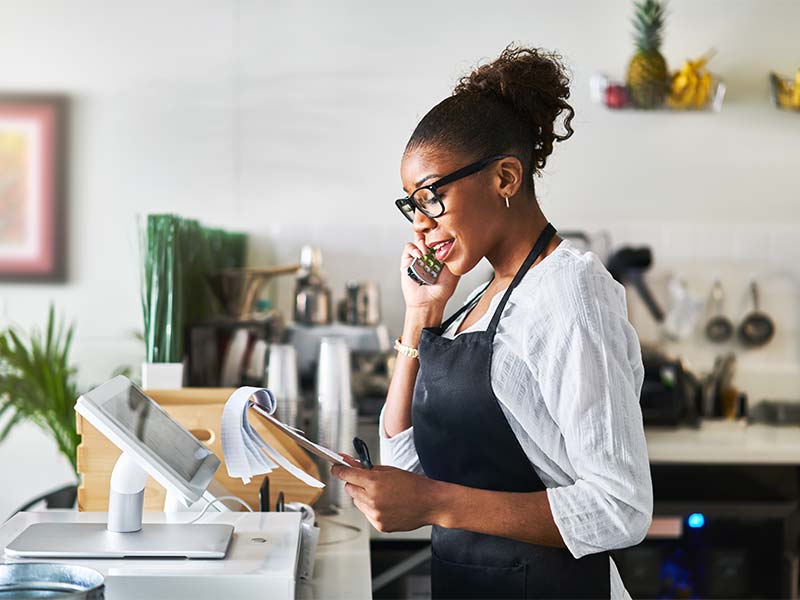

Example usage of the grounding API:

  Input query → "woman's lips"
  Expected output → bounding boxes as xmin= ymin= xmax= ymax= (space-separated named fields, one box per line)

xmin=435 ymin=239 xmax=454 ymax=262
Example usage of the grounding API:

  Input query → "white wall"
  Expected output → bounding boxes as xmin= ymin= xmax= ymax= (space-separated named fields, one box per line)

xmin=1 ymin=0 xmax=799 ymax=519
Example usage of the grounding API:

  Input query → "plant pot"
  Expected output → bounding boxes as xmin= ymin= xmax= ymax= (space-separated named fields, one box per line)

xmin=141 ymin=362 xmax=184 ymax=389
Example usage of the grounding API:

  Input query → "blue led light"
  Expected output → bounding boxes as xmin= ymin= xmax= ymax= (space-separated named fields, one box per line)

xmin=687 ymin=513 xmax=705 ymax=528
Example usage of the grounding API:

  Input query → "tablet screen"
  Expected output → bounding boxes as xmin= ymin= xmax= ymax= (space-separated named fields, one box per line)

xmin=99 ymin=385 xmax=212 ymax=482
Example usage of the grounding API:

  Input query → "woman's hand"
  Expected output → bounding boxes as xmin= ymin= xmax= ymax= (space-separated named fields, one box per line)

xmin=331 ymin=455 xmax=443 ymax=533
xmin=400 ymin=233 xmax=459 ymax=311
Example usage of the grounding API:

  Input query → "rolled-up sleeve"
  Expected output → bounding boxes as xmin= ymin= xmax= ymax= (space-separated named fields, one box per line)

xmin=540 ymin=306 xmax=652 ymax=559
xmin=378 ymin=405 xmax=424 ymax=473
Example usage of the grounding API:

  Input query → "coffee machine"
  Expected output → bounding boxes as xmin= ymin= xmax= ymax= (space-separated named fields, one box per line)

xmin=288 ymin=246 xmax=392 ymax=393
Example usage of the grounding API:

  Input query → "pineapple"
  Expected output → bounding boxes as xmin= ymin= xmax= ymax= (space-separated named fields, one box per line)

xmin=626 ymin=0 xmax=669 ymax=109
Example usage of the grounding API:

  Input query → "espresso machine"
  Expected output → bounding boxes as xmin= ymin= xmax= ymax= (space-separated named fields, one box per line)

xmin=287 ymin=246 xmax=392 ymax=386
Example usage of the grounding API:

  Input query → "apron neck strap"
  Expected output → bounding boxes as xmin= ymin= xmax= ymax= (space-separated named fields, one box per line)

xmin=486 ymin=223 xmax=557 ymax=336
xmin=439 ymin=278 xmax=493 ymax=332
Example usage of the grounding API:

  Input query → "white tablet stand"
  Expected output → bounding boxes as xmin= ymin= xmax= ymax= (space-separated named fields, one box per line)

xmin=108 ymin=452 xmax=149 ymax=532
xmin=5 ymin=377 xmax=235 ymax=560
xmin=109 ymin=453 xmax=236 ymax=531
xmin=6 ymin=458 xmax=234 ymax=560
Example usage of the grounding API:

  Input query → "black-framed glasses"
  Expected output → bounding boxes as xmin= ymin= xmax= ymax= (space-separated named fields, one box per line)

xmin=394 ymin=154 xmax=517 ymax=223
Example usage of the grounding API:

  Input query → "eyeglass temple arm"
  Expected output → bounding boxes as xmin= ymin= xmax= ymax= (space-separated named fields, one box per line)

xmin=429 ymin=154 xmax=517 ymax=190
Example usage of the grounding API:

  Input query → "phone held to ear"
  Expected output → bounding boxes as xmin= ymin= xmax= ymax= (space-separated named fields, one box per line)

xmin=407 ymin=248 xmax=443 ymax=286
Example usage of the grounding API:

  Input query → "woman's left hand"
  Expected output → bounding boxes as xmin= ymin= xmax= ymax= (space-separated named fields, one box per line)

xmin=331 ymin=455 xmax=442 ymax=533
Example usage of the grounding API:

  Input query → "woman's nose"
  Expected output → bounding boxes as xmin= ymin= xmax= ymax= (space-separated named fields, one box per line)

xmin=412 ymin=209 xmax=436 ymax=234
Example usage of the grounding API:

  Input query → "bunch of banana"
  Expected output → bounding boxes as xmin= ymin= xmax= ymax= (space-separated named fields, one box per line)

xmin=667 ymin=50 xmax=716 ymax=110
xmin=770 ymin=69 xmax=800 ymax=111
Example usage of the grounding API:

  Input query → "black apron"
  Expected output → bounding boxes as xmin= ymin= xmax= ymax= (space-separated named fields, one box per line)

xmin=412 ymin=223 xmax=610 ymax=599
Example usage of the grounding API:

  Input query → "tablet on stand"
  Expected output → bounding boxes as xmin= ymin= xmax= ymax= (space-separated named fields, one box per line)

xmin=5 ymin=376 xmax=234 ymax=559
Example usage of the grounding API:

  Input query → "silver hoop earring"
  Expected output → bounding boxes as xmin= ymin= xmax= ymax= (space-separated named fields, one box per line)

xmin=504 ymin=196 xmax=510 ymax=209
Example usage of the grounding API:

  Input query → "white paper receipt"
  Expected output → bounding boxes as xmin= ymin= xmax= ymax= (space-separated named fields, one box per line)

xmin=221 ymin=387 xmax=345 ymax=488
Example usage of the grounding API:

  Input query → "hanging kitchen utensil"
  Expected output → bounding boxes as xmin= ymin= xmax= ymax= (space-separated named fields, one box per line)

xmin=705 ymin=280 xmax=733 ymax=343
xmin=738 ymin=281 xmax=775 ymax=348
xmin=663 ymin=277 xmax=701 ymax=341
xmin=607 ymin=246 xmax=665 ymax=322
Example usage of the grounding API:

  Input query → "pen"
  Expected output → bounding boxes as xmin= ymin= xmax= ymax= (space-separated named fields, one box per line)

xmin=353 ymin=437 xmax=373 ymax=470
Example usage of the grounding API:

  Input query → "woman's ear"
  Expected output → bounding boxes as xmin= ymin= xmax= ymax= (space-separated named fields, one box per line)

xmin=495 ymin=156 xmax=524 ymax=200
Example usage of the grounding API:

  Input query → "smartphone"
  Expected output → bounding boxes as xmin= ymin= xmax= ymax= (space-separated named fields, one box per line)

xmin=407 ymin=247 xmax=444 ymax=286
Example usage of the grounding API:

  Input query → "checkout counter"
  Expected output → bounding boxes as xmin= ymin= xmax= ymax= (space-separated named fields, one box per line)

xmin=0 ymin=378 xmax=374 ymax=599
xmin=0 ymin=506 xmax=372 ymax=600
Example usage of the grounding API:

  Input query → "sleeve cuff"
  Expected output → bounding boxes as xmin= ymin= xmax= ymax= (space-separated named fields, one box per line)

xmin=378 ymin=406 xmax=423 ymax=473
xmin=547 ymin=482 xmax=651 ymax=559
xmin=546 ymin=485 xmax=610 ymax=560
xmin=546 ymin=486 xmax=586 ymax=559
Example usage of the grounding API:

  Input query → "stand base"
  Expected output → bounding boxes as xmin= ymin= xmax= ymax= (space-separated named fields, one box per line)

xmin=5 ymin=523 xmax=234 ymax=559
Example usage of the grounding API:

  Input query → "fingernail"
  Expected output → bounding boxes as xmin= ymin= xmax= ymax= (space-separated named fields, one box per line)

xmin=412 ymin=249 xmax=422 ymax=258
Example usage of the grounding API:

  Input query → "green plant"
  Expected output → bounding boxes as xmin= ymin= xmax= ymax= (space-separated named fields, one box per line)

xmin=141 ymin=214 xmax=183 ymax=363
xmin=0 ymin=305 xmax=80 ymax=475
xmin=140 ymin=214 xmax=247 ymax=363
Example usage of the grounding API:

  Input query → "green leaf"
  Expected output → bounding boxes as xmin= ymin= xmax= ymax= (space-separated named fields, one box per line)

xmin=0 ymin=402 xmax=15 ymax=426
xmin=0 ymin=411 xmax=24 ymax=443
xmin=45 ymin=304 xmax=55 ymax=357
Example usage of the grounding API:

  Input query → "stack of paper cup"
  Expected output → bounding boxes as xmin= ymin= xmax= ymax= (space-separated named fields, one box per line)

xmin=266 ymin=344 xmax=301 ymax=430
xmin=335 ymin=405 xmax=358 ymax=505
xmin=316 ymin=336 xmax=355 ymax=510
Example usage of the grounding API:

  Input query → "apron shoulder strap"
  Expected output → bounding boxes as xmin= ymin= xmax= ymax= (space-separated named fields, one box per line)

xmin=486 ymin=223 xmax=557 ymax=336
xmin=439 ymin=278 xmax=493 ymax=332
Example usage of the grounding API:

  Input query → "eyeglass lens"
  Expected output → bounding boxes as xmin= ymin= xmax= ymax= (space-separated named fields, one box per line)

xmin=400 ymin=188 xmax=442 ymax=222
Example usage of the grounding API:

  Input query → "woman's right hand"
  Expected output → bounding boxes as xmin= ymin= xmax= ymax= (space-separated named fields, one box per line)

xmin=400 ymin=234 xmax=459 ymax=311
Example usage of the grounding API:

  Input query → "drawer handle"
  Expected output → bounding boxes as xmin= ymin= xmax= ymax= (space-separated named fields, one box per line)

xmin=190 ymin=428 xmax=215 ymax=445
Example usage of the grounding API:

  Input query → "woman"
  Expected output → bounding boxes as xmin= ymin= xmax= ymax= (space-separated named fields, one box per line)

xmin=332 ymin=45 xmax=652 ymax=599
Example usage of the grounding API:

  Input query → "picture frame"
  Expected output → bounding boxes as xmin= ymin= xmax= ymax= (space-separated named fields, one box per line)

xmin=0 ymin=94 xmax=68 ymax=282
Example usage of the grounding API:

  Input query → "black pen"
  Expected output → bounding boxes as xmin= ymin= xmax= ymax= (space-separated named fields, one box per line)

xmin=353 ymin=437 xmax=373 ymax=470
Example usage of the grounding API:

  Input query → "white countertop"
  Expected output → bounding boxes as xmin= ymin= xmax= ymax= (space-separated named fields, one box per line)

xmin=0 ymin=507 xmax=371 ymax=600
xmin=646 ymin=420 xmax=800 ymax=465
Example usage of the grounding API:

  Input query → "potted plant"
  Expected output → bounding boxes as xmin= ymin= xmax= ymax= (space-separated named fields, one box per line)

xmin=0 ymin=305 xmax=80 ymax=475
xmin=140 ymin=214 xmax=188 ymax=388
xmin=139 ymin=214 xmax=247 ymax=388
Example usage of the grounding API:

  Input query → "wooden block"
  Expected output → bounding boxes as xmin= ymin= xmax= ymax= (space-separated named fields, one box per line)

xmin=75 ymin=388 xmax=322 ymax=512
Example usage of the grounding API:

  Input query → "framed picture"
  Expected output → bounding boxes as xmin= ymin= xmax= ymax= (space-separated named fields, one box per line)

xmin=0 ymin=94 xmax=68 ymax=282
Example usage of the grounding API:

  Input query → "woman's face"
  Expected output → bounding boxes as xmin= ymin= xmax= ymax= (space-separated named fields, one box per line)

xmin=400 ymin=147 xmax=505 ymax=277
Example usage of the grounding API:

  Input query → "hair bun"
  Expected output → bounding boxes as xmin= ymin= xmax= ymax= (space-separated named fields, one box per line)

xmin=454 ymin=44 xmax=575 ymax=173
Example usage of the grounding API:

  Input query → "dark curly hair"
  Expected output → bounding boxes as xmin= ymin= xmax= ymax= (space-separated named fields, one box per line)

xmin=405 ymin=44 xmax=575 ymax=193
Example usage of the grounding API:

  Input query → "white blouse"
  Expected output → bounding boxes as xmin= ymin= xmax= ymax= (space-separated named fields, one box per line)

xmin=379 ymin=240 xmax=652 ymax=600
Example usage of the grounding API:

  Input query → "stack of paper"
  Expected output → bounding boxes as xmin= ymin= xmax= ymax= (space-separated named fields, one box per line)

xmin=221 ymin=386 xmax=326 ymax=487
